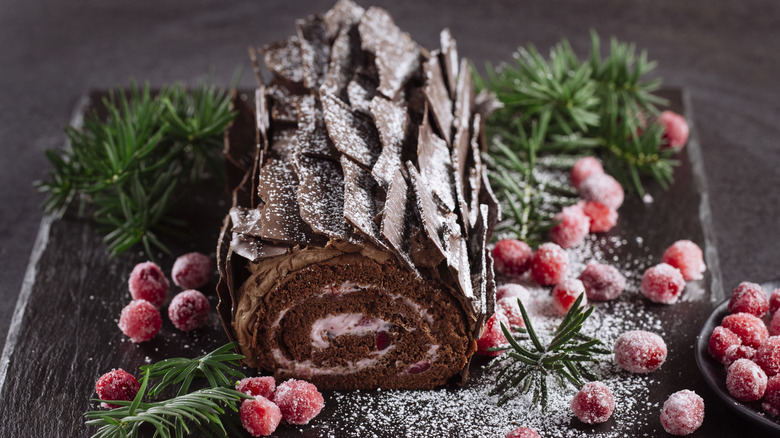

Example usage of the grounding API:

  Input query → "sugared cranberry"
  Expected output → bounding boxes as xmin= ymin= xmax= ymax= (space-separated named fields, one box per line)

xmin=549 ymin=205 xmax=590 ymax=249
xmin=613 ymin=330 xmax=667 ymax=373
xmin=172 ymin=252 xmax=213 ymax=289
xmin=755 ymin=336 xmax=780 ymax=376
xmin=578 ymin=173 xmax=624 ymax=210
xmin=274 ymin=379 xmax=324 ymax=425
xmin=570 ymin=381 xmax=615 ymax=424
xmin=728 ymin=282 xmax=769 ymax=318
xmin=722 ymin=312 xmax=769 ymax=349
xmin=530 ymin=243 xmax=569 ymax=286
xmin=726 ymin=358 xmax=767 ymax=402
xmin=493 ymin=239 xmax=533 ymax=277
xmin=660 ymin=390 xmax=704 ymax=435
xmin=582 ymin=201 xmax=618 ymax=233
xmin=659 ymin=110 xmax=689 ymax=149
xmin=770 ymin=289 xmax=780 ymax=316
xmin=771 ymin=310 xmax=780 ymax=337
xmin=763 ymin=375 xmax=780 ymax=417
xmin=240 ymin=396 xmax=282 ymax=437
xmin=708 ymin=326 xmax=742 ymax=363
xmin=496 ymin=283 xmax=530 ymax=303
xmin=168 ymin=290 xmax=210 ymax=331
xmin=496 ymin=297 xmax=525 ymax=329
xmin=505 ymin=426 xmax=541 ymax=438
xmin=661 ymin=240 xmax=706 ymax=281
xmin=723 ymin=345 xmax=756 ymax=369
xmin=477 ymin=313 xmax=510 ymax=356
xmin=640 ymin=263 xmax=685 ymax=304
xmin=95 ymin=368 xmax=140 ymax=409
xmin=118 ymin=299 xmax=162 ymax=343
xmin=236 ymin=376 xmax=276 ymax=401
xmin=128 ymin=261 xmax=169 ymax=308
xmin=570 ymin=157 xmax=604 ymax=189
xmin=579 ymin=263 xmax=626 ymax=301
xmin=551 ymin=278 xmax=586 ymax=315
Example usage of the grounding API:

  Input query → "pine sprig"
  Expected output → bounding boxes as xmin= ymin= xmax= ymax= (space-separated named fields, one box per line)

xmin=489 ymin=295 xmax=610 ymax=408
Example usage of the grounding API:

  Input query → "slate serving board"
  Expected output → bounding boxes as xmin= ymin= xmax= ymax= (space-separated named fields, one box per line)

xmin=0 ymin=89 xmax=773 ymax=437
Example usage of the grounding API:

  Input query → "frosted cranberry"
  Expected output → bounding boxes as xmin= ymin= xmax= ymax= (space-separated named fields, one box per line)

xmin=236 ymin=376 xmax=276 ymax=401
xmin=579 ymin=263 xmax=626 ymax=301
xmin=570 ymin=157 xmax=604 ymax=189
xmin=726 ymin=358 xmax=767 ymax=402
xmin=168 ymin=290 xmax=210 ymax=331
xmin=723 ymin=345 xmax=756 ymax=369
xmin=118 ymin=299 xmax=162 ymax=343
xmin=659 ymin=110 xmax=689 ymax=149
xmin=763 ymin=375 xmax=780 ymax=417
xmin=477 ymin=313 xmax=509 ymax=356
xmin=613 ymin=330 xmax=667 ymax=373
xmin=274 ymin=379 xmax=324 ymax=425
xmin=578 ymin=173 xmax=624 ymax=210
xmin=95 ymin=369 xmax=140 ymax=409
xmin=722 ymin=312 xmax=769 ymax=349
xmin=771 ymin=310 xmax=780 ymax=337
xmin=496 ymin=283 xmax=530 ymax=303
xmin=728 ymin=282 xmax=769 ymax=318
xmin=549 ymin=205 xmax=590 ymax=249
xmin=708 ymin=326 xmax=742 ymax=363
xmin=496 ymin=297 xmax=525 ymax=329
xmin=661 ymin=240 xmax=706 ymax=281
xmin=755 ymin=336 xmax=780 ymax=376
xmin=530 ymin=243 xmax=569 ymax=286
xmin=505 ymin=426 xmax=541 ymax=438
xmin=582 ymin=201 xmax=617 ymax=233
xmin=128 ymin=261 xmax=169 ymax=308
xmin=640 ymin=263 xmax=685 ymax=304
xmin=551 ymin=278 xmax=587 ymax=315
xmin=660 ymin=390 xmax=704 ymax=435
xmin=770 ymin=289 xmax=780 ymax=317
xmin=172 ymin=252 xmax=213 ymax=289
xmin=570 ymin=381 xmax=615 ymax=424
xmin=493 ymin=239 xmax=533 ymax=277
xmin=240 ymin=396 xmax=282 ymax=437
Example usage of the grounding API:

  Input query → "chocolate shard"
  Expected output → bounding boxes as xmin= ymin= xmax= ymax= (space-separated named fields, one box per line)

xmin=417 ymin=108 xmax=457 ymax=212
xmin=231 ymin=233 xmax=289 ymax=263
xmin=380 ymin=168 xmax=419 ymax=274
xmin=255 ymin=87 xmax=270 ymax=148
xmin=224 ymin=92 xmax=257 ymax=194
xmin=321 ymin=92 xmax=381 ymax=169
xmin=453 ymin=59 xmax=475 ymax=135
xmin=469 ymin=204 xmax=490 ymax=314
xmin=257 ymin=158 xmax=318 ymax=245
xmin=443 ymin=217 xmax=474 ymax=305
xmin=479 ymin=164 xmax=501 ymax=238
xmin=230 ymin=206 xmax=263 ymax=237
xmin=341 ymin=156 xmax=386 ymax=248
xmin=370 ymin=95 xmax=409 ymax=192
xmin=296 ymin=94 xmax=340 ymax=160
xmin=320 ymin=24 xmax=364 ymax=102
xmin=358 ymin=7 xmax=421 ymax=99
xmin=346 ymin=67 xmax=379 ymax=115
xmin=423 ymin=55 xmax=453 ymax=144
xmin=450 ymin=110 xmax=470 ymax=234
xmin=266 ymin=83 xmax=301 ymax=124
xmin=467 ymin=113 xmax=484 ymax=229
xmin=296 ymin=15 xmax=330 ymax=91
xmin=260 ymin=37 xmax=304 ymax=86
xmin=266 ymin=127 xmax=298 ymax=163
xmin=439 ymin=29 xmax=459 ymax=100
xmin=322 ymin=0 xmax=365 ymax=40
xmin=406 ymin=163 xmax=447 ymax=262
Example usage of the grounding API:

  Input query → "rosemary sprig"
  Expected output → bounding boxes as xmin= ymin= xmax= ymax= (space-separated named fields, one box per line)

xmin=489 ymin=295 xmax=610 ymax=408
xmin=85 ymin=343 xmax=251 ymax=438
xmin=35 ymin=81 xmax=235 ymax=258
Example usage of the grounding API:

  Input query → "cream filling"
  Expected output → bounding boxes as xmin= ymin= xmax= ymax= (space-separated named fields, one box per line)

xmin=271 ymin=346 xmax=395 ymax=376
xmin=310 ymin=313 xmax=393 ymax=349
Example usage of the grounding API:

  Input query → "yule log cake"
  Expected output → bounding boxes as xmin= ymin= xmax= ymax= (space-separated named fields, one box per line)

xmin=216 ymin=0 xmax=500 ymax=390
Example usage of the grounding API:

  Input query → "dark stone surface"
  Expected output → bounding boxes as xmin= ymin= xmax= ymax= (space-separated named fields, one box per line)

xmin=1 ymin=0 xmax=779 ymax=436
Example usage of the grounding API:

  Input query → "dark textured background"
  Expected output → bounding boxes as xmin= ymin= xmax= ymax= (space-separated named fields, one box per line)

xmin=1 ymin=0 xmax=779 ymax=436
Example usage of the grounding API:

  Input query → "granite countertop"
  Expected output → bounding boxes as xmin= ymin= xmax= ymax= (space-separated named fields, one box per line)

xmin=1 ymin=0 xmax=778 ymax=436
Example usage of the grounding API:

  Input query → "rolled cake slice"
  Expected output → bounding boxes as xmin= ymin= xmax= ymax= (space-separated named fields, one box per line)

xmin=217 ymin=0 xmax=500 ymax=390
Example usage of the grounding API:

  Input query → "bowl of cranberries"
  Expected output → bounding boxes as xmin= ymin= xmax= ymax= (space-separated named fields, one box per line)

xmin=695 ymin=280 xmax=780 ymax=432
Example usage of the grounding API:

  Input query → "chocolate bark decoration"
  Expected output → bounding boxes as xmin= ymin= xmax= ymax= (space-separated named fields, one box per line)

xmin=453 ymin=59 xmax=475 ymax=135
xmin=346 ymin=67 xmax=378 ymax=115
xmin=423 ymin=55 xmax=453 ymax=144
xmin=266 ymin=83 xmax=300 ymax=124
xmin=417 ymin=109 xmax=457 ymax=212
xmin=230 ymin=206 xmax=263 ymax=237
xmin=321 ymin=92 xmax=381 ymax=169
xmin=322 ymin=0 xmax=365 ymax=40
xmin=370 ymin=95 xmax=408 ymax=191
xmin=257 ymin=159 xmax=316 ymax=244
xmin=321 ymin=25 xmax=363 ymax=101
xmin=358 ymin=7 xmax=420 ymax=99
xmin=380 ymin=168 xmax=418 ymax=274
xmin=230 ymin=233 xmax=289 ymax=263
xmin=224 ymin=92 xmax=257 ymax=196
xmin=296 ymin=15 xmax=330 ymax=91
xmin=467 ymin=114 xmax=484 ymax=229
xmin=261 ymin=37 xmax=304 ymax=86
xmin=439 ymin=29 xmax=459 ymax=101
xmin=406 ymin=163 xmax=447 ymax=262
xmin=295 ymin=94 xmax=339 ymax=160
xmin=341 ymin=156 xmax=385 ymax=248
xmin=266 ymin=127 xmax=298 ymax=162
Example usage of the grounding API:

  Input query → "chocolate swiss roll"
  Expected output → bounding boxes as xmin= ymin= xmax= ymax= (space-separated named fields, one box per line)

xmin=217 ymin=0 xmax=500 ymax=390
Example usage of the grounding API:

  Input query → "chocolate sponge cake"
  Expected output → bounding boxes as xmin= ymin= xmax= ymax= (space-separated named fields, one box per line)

xmin=217 ymin=0 xmax=500 ymax=390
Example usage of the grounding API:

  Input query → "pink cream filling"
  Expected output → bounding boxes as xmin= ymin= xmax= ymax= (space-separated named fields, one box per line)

xmin=310 ymin=313 xmax=393 ymax=349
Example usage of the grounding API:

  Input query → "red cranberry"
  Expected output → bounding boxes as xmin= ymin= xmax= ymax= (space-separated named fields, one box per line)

xmin=495 ymin=283 xmax=530 ymax=303
xmin=496 ymin=297 xmax=525 ymax=329
xmin=661 ymin=240 xmax=706 ymax=281
xmin=722 ymin=312 xmax=769 ymax=349
xmin=551 ymin=278 xmax=586 ymax=315
xmin=723 ymin=345 xmax=756 ymax=369
xmin=613 ymin=330 xmax=667 ymax=373
xmin=477 ymin=313 xmax=509 ymax=356
xmin=549 ymin=205 xmax=590 ymax=249
xmin=240 ymin=396 xmax=282 ymax=437
xmin=578 ymin=173 xmax=624 ymax=210
xmin=505 ymin=426 xmax=541 ymax=438
xmin=640 ymin=263 xmax=685 ymax=304
xmin=579 ymin=263 xmax=626 ymax=301
xmin=763 ymin=375 xmax=780 ymax=417
xmin=570 ymin=157 xmax=604 ymax=189
xmin=95 ymin=368 xmax=140 ymax=409
xmin=755 ymin=336 xmax=780 ymax=376
xmin=570 ymin=381 xmax=615 ymax=424
xmin=493 ymin=239 xmax=533 ymax=277
xmin=728 ymin=282 xmax=769 ymax=318
xmin=726 ymin=358 xmax=767 ymax=402
xmin=770 ymin=289 xmax=780 ymax=316
xmin=582 ymin=201 xmax=617 ymax=233
xmin=274 ymin=379 xmax=324 ymax=425
xmin=771 ymin=310 xmax=780 ymax=337
xmin=128 ymin=261 xmax=169 ymax=308
xmin=118 ymin=299 xmax=162 ymax=343
xmin=659 ymin=110 xmax=689 ymax=149
xmin=530 ymin=243 xmax=569 ymax=286
xmin=168 ymin=290 xmax=210 ymax=331
xmin=236 ymin=376 xmax=276 ymax=401
xmin=172 ymin=252 xmax=213 ymax=289
xmin=660 ymin=390 xmax=704 ymax=435
xmin=708 ymin=326 xmax=742 ymax=363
